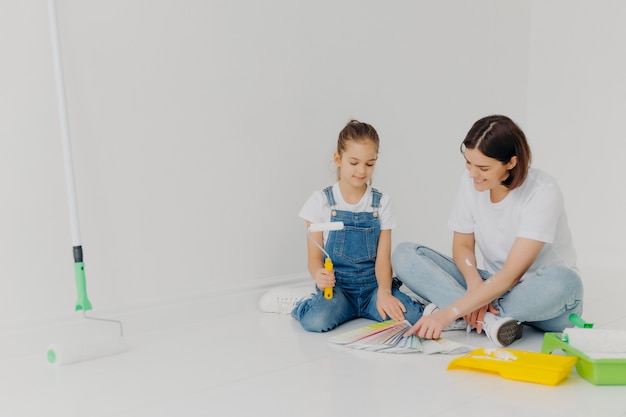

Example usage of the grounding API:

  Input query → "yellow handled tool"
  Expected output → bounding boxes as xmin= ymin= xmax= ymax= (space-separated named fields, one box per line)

xmin=323 ymin=257 xmax=334 ymax=299
xmin=307 ymin=222 xmax=345 ymax=300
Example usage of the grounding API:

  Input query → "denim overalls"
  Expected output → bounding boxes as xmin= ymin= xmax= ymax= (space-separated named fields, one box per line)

xmin=292 ymin=186 xmax=424 ymax=332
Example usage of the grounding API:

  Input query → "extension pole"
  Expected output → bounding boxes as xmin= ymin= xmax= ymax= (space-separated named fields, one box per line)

xmin=47 ymin=0 xmax=92 ymax=311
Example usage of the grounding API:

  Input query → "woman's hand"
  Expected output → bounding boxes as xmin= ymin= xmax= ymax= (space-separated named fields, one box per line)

xmin=465 ymin=303 xmax=499 ymax=333
xmin=403 ymin=309 xmax=453 ymax=340
xmin=312 ymin=267 xmax=335 ymax=292
xmin=376 ymin=292 xmax=407 ymax=322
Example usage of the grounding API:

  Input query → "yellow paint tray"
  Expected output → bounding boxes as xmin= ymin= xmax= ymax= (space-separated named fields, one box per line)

xmin=542 ymin=332 xmax=626 ymax=385
xmin=447 ymin=347 xmax=577 ymax=386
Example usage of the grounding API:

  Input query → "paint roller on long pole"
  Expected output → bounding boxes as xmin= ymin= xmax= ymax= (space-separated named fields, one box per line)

xmin=46 ymin=0 xmax=125 ymax=365
xmin=307 ymin=222 xmax=344 ymax=299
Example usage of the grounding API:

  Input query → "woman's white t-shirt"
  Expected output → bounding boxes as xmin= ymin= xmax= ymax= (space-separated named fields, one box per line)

xmin=447 ymin=168 xmax=577 ymax=279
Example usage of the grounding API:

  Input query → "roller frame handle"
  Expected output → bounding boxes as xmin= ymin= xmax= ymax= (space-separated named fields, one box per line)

xmin=323 ymin=258 xmax=333 ymax=299
xmin=74 ymin=260 xmax=92 ymax=311
xmin=569 ymin=314 xmax=594 ymax=328
xmin=307 ymin=222 xmax=344 ymax=300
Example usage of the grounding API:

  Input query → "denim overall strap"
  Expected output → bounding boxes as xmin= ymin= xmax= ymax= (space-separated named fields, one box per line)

xmin=322 ymin=187 xmax=381 ymax=286
xmin=323 ymin=186 xmax=337 ymax=217
xmin=371 ymin=188 xmax=381 ymax=218
xmin=323 ymin=186 xmax=381 ymax=217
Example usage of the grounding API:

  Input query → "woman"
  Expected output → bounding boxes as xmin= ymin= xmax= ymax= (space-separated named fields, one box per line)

xmin=392 ymin=115 xmax=583 ymax=347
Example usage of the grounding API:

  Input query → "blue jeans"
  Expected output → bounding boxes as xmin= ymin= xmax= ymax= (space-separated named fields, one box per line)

xmin=391 ymin=242 xmax=584 ymax=332
xmin=292 ymin=277 xmax=423 ymax=332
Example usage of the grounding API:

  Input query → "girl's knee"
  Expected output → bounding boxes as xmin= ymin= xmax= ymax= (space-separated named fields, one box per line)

xmin=300 ymin=315 xmax=338 ymax=333
xmin=300 ymin=322 xmax=329 ymax=333
xmin=299 ymin=291 xmax=349 ymax=332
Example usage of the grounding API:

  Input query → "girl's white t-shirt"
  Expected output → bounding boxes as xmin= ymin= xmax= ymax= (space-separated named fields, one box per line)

xmin=447 ymin=168 xmax=577 ymax=279
xmin=299 ymin=183 xmax=396 ymax=245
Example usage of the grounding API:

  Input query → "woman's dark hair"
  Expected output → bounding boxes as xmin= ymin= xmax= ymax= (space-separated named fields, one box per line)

xmin=461 ymin=115 xmax=531 ymax=190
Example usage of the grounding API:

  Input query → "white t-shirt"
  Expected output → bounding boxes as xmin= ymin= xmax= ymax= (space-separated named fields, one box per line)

xmin=299 ymin=183 xmax=396 ymax=244
xmin=447 ymin=168 xmax=577 ymax=279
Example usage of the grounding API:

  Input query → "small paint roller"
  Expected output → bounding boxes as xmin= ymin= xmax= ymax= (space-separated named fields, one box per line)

xmin=561 ymin=314 xmax=626 ymax=355
xmin=307 ymin=222 xmax=345 ymax=299
xmin=46 ymin=0 xmax=126 ymax=365
xmin=563 ymin=328 xmax=626 ymax=355
xmin=47 ymin=316 xmax=126 ymax=366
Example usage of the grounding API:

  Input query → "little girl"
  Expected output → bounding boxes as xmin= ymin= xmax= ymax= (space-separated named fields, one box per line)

xmin=259 ymin=120 xmax=423 ymax=332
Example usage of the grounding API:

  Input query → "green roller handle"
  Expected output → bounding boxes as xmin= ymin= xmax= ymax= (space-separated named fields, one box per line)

xmin=74 ymin=262 xmax=92 ymax=311
xmin=569 ymin=313 xmax=593 ymax=328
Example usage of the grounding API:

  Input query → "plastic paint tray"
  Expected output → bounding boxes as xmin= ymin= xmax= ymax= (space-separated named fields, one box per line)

xmin=541 ymin=332 xmax=626 ymax=385
xmin=447 ymin=347 xmax=577 ymax=386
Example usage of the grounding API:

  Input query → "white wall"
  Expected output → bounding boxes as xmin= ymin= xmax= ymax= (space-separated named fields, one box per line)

xmin=527 ymin=0 xmax=626 ymax=268
xmin=6 ymin=0 xmax=617 ymax=335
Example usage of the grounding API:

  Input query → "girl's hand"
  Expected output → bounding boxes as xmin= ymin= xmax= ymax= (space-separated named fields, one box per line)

xmin=312 ymin=267 xmax=335 ymax=292
xmin=376 ymin=292 xmax=407 ymax=322
xmin=464 ymin=303 xmax=499 ymax=334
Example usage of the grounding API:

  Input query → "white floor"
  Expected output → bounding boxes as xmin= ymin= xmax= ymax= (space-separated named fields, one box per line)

xmin=2 ymin=265 xmax=626 ymax=417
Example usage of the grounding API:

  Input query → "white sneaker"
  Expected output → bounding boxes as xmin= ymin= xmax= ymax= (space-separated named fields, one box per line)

xmin=423 ymin=303 xmax=468 ymax=331
xmin=480 ymin=312 xmax=523 ymax=347
xmin=258 ymin=286 xmax=314 ymax=314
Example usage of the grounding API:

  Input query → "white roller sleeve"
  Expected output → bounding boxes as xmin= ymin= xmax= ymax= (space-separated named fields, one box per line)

xmin=47 ymin=336 xmax=126 ymax=366
xmin=308 ymin=222 xmax=345 ymax=233
xmin=564 ymin=328 xmax=626 ymax=354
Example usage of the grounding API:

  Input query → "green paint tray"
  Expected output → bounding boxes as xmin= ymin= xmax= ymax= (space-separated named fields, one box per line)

xmin=447 ymin=347 xmax=577 ymax=386
xmin=542 ymin=332 xmax=626 ymax=385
